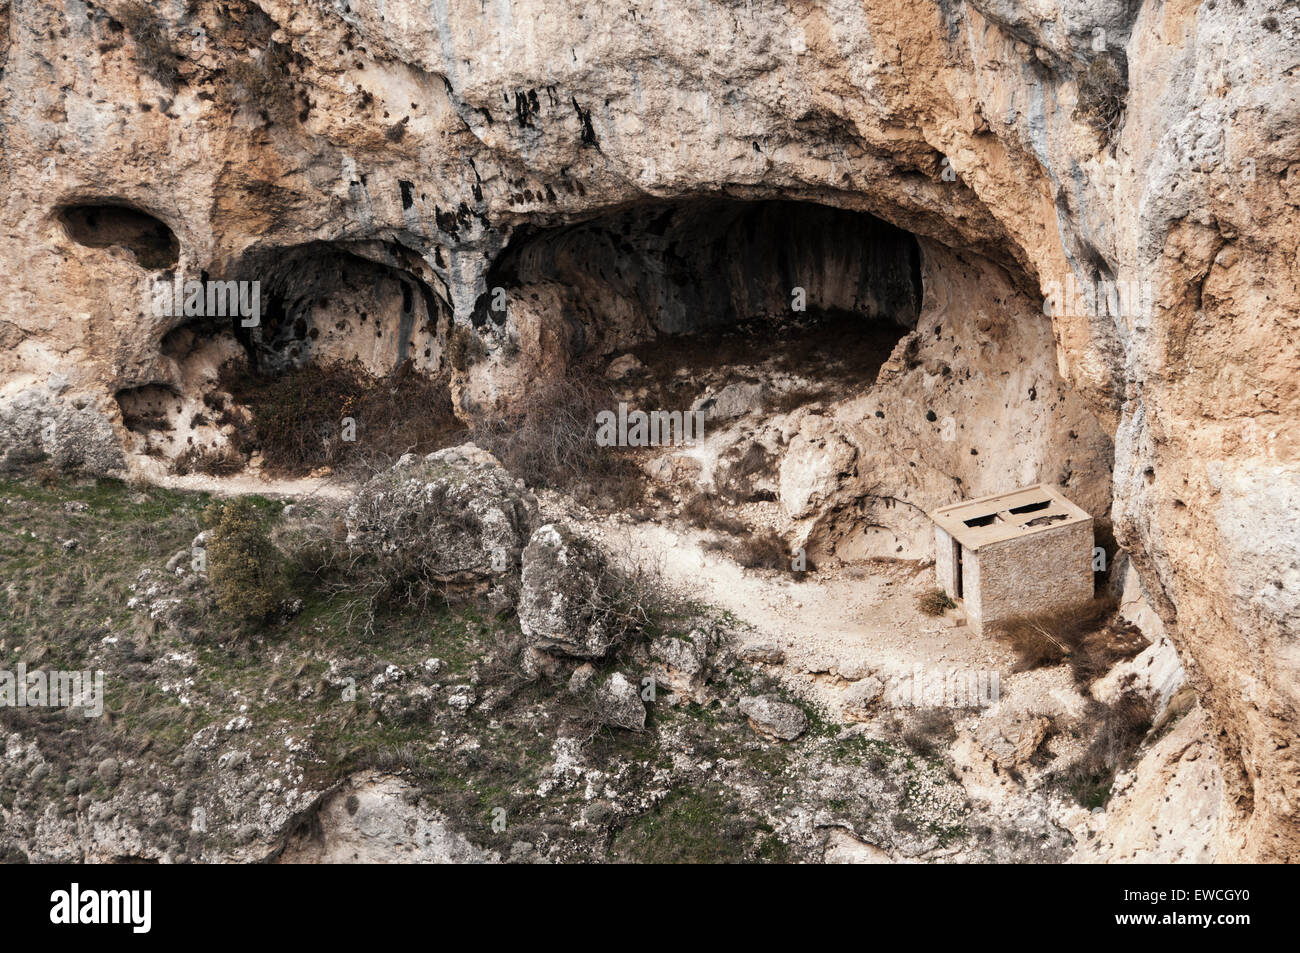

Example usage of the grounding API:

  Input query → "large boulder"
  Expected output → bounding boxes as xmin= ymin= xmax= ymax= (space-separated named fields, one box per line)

xmin=0 ymin=385 xmax=125 ymax=477
xmin=648 ymin=627 xmax=721 ymax=701
xmin=344 ymin=444 xmax=536 ymax=591
xmin=973 ymin=713 xmax=1051 ymax=771
xmin=518 ymin=523 xmax=628 ymax=658
xmin=778 ymin=415 xmax=857 ymax=519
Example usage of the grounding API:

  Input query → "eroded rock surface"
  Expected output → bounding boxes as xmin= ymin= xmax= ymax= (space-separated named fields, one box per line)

xmin=0 ymin=0 xmax=1295 ymax=859
xmin=518 ymin=523 xmax=624 ymax=658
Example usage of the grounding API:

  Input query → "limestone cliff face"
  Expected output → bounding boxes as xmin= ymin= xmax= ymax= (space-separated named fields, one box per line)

xmin=0 ymin=0 xmax=1296 ymax=859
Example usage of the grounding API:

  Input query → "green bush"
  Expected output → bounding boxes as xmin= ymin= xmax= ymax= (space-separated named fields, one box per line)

xmin=204 ymin=498 xmax=285 ymax=623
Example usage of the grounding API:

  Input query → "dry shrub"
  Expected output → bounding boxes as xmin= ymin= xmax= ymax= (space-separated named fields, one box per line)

xmin=35 ymin=464 xmax=61 ymax=489
xmin=226 ymin=43 xmax=301 ymax=124
xmin=680 ymin=493 xmax=748 ymax=536
xmin=900 ymin=709 xmax=957 ymax=759
xmin=1069 ymin=617 xmax=1148 ymax=685
xmin=1073 ymin=56 xmax=1128 ymax=141
xmin=918 ymin=587 xmax=956 ymax=616
xmin=468 ymin=376 xmax=644 ymax=510
xmin=284 ymin=477 xmax=490 ymax=634
xmin=1062 ymin=693 xmax=1154 ymax=808
xmin=220 ymin=359 xmax=464 ymax=477
xmin=446 ymin=325 xmax=488 ymax=372
xmin=583 ymin=553 xmax=666 ymax=652
xmin=172 ymin=444 xmax=245 ymax=477
xmin=115 ymin=3 xmax=183 ymax=91
xmin=474 ymin=625 xmax=537 ymax=699
xmin=735 ymin=530 xmax=791 ymax=571
xmin=119 ymin=408 xmax=169 ymax=433
xmin=991 ymin=597 xmax=1144 ymax=685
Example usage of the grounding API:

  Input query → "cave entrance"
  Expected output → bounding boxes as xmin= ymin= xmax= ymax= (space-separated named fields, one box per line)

xmin=123 ymin=240 xmax=464 ymax=480
xmin=471 ymin=198 xmax=921 ymax=419
xmin=461 ymin=197 xmax=923 ymax=522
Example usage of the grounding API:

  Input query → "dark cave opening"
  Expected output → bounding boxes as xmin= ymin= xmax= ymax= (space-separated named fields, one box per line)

xmin=475 ymin=198 xmax=923 ymax=338
xmin=450 ymin=197 xmax=929 ymax=514
xmin=223 ymin=240 xmax=453 ymax=377
xmin=118 ymin=240 xmax=462 ymax=477
xmin=460 ymin=198 xmax=924 ymax=426
xmin=57 ymin=202 xmax=179 ymax=270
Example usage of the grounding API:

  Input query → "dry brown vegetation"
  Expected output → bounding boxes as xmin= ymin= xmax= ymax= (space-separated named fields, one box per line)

xmin=680 ymin=492 xmax=749 ymax=536
xmin=735 ymin=529 xmax=792 ymax=571
xmin=226 ymin=43 xmax=302 ymax=125
xmin=1073 ymin=56 xmax=1128 ymax=142
xmin=219 ymin=358 xmax=464 ymax=477
xmin=446 ymin=325 xmax=489 ymax=371
xmin=115 ymin=3 xmax=184 ymax=91
xmin=467 ymin=376 xmax=645 ymax=510
xmin=1060 ymin=693 xmax=1155 ymax=808
xmin=990 ymin=597 xmax=1147 ymax=685
xmin=172 ymin=444 xmax=245 ymax=477
xmin=897 ymin=709 xmax=957 ymax=759
xmin=918 ymin=587 xmax=956 ymax=616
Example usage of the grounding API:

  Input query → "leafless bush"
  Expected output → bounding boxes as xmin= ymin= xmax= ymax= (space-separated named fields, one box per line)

xmin=172 ymin=444 xmax=245 ymax=477
xmin=991 ymin=597 xmax=1143 ymax=685
xmin=468 ymin=376 xmax=643 ymax=510
xmin=475 ymin=625 xmax=537 ymax=698
xmin=736 ymin=530 xmax=792 ymax=572
xmin=226 ymin=43 xmax=301 ymax=125
xmin=900 ymin=708 xmax=957 ymax=758
xmin=446 ymin=325 xmax=488 ymax=371
xmin=541 ymin=538 xmax=668 ymax=659
xmin=115 ymin=3 xmax=184 ymax=91
xmin=220 ymin=359 xmax=464 ymax=477
xmin=1061 ymin=693 xmax=1153 ymax=808
xmin=277 ymin=483 xmax=462 ymax=635
xmin=680 ymin=493 xmax=748 ymax=536
xmin=1073 ymin=56 xmax=1128 ymax=142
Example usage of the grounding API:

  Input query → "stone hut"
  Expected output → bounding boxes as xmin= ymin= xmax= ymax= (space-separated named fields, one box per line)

xmin=928 ymin=484 xmax=1094 ymax=636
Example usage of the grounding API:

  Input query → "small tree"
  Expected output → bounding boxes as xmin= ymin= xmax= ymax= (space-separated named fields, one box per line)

xmin=204 ymin=498 xmax=284 ymax=623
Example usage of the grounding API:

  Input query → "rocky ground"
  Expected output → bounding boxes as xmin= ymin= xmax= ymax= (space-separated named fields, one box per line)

xmin=0 ymin=436 xmax=1206 ymax=863
xmin=0 ymin=0 xmax=1296 ymax=862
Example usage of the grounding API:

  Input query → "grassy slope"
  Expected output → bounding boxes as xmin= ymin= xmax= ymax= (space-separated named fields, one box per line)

xmin=0 ymin=475 xmax=986 ymax=863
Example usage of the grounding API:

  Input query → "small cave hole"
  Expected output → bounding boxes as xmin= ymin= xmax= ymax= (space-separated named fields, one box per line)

xmin=57 ymin=203 xmax=179 ymax=270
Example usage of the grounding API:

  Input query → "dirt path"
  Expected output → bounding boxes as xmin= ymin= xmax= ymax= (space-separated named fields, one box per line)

xmin=569 ymin=511 xmax=1022 ymax=716
xmin=149 ymin=469 xmax=353 ymax=501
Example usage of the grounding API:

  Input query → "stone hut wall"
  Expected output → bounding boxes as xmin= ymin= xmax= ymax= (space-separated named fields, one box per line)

xmin=966 ymin=519 xmax=1094 ymax=635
